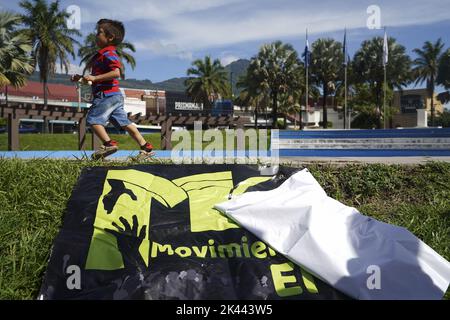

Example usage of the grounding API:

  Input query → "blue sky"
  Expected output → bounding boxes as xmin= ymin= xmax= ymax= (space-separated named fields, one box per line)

xmin=2 ymin=0 xmax=450 ymax=95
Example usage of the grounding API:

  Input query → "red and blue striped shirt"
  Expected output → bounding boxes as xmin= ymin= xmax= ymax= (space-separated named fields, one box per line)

xmin=91 ymin=45 xmax=122 ymax=97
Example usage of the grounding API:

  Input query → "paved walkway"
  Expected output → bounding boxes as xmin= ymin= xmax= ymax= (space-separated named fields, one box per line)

xmin=279 ymin=156 xmax=450 ymax=165
xmin=1 ymin=150 xmax=449 ymax=165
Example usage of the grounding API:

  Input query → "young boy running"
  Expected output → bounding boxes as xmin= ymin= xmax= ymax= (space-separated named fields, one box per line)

xmin=71 ymin=19 xmax=153 ymax=160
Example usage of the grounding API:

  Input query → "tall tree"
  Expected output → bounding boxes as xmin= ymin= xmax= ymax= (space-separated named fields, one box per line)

xmin=353 ymin=36 xmax=411 ymax=128
xmin=310 ymin=38 xmax=344 ymax=128
xmin=19 ymin=0 xmax=80 ymax=131
xmin=237 ymin=60 xmax=270 ymax=129
xmin=437 ymin=48 xmax=450 ymax=89
xmin=185 ymin=56 xmax=230 ymax=108
xmin=251 ymin=41 xmax=303 ymax=128
xmin=0 ymin=12 xmax=34 ymax=102
xmin=78 ymin=32 xmax=136 ymax=78
xmin=278 ymin=91 xmax=302 ymax=129
xmin=412 ymin=39 xmax=446 ymax=126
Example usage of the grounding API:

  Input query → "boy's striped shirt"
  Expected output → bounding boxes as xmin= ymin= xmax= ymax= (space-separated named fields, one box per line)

xmin=91 ymin=45 xmax=122 ymax=97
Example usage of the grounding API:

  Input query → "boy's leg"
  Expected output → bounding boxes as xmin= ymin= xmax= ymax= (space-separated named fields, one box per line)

xmin=123 ymin=123 xmax=146 ymax=146
xmin=87 ymin=95 xmax=122 ymax=159
xmin=91 ymin=124 xmax=119 ymax=159
xmin=123 ymin=124 xmax=154 ymax=158
xmin=91 ymin=124 xmax=111 ymax=143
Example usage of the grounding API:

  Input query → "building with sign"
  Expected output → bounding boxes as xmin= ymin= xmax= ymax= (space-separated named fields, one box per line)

xmin=392 ymin=89 xmax=444 ymax=127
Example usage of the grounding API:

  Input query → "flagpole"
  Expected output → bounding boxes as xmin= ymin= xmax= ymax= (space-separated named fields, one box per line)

xmin=383 ymin=64 xmax=387 ymax=129
xmin=305 ymin=28 xmax=308 ymax=130
xmin=343 ymin=28 xmax=347 ymax=130
xmin=345 ymin=62 xmax=348 ymax=129
xmin=383 ymin=27 xmax=388 ymax=129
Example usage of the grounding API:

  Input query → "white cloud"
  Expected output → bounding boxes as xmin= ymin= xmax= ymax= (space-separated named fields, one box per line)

xmin=220 ymin=55 xmax=240 ymax=66
xmin=161 ymin=8 xmax=361 ymax=50
xmin=36 ymin=63 xmax=84 ymax=75
xmin=158 ymin=1 xmax=450 ymax=51
xmin=134 ymin=40 xmax=193 ymax=60
xmin=77 ymin=0 xmax=246 ymax=23
xmin=55 ymin=63 xmax=84 ymax=75
xmin=69 ymin=0 xmax=450 ymax=55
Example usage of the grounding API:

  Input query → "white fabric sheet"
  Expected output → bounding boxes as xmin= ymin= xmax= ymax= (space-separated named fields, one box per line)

xmin=215 ymin=168 xmax=450 ymax=300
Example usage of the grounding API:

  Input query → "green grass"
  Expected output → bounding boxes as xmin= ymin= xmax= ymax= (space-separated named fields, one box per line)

xmin=0 ymin=159 xmax=448 ymax=299
xmin=0 ymin=130 xmax=271 ymax=151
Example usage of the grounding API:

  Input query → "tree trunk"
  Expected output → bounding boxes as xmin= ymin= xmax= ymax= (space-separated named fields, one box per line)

xmin=431 ymin=94 xmax=435 ymax=127
xmin=430 ymin=78 xmax=435 ymax=127
xmin=322 ymin=84 xmax=328 ymax=129
xmin=299 ymin=104 xmax=303 ymax=130
xmin=254 ymin=104 xmax=258 ymax=130
xmin=43 ymin=79 xmax=48 ymax=107
xmin=376 ymin=83 xmax=382 ymax=129
xmin=271 ymin=92 xmax=278 ymax=129
xmin=43 ymin=79 xmax=49 ymax=133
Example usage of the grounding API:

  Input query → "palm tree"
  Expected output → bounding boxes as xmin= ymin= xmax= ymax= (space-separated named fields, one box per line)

xmin=437 ymin=48 xmax=450 ymax=90
xmin=278 ymin=92 xmax=301 ymax=129
xmin=236 ymin=63 xmax=269 ymax=129
xmin=251 ymin=41 xmax=303 ymax=128
xmin=353 ymin=36 xmax=412 ymax=128
xmin=310 ymin=38 xmax=344 ymax=128
xmin=19 ymin=0 xmax=81 ymax=131
xmin=78 ymin=32 xmax=136 ymax=78
xmin=0 ymin=12 xmax=34 ymax=103
xmin=413 ymin=39 xmax=446 ymax=126
xmin=185 ymin=56 xmax=230 ymax=108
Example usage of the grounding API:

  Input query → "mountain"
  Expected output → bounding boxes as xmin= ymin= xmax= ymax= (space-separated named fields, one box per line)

xmin=225 ymin=59 xmax=250 ymax=96
xmin=26 ymin=59 xmax=250 ymax=93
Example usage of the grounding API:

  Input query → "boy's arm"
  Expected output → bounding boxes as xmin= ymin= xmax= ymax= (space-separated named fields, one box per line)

xmin=70 ymin=74 xmax=82 ymax=82
xmin=84 ymin=69 xmax=120 ymax=83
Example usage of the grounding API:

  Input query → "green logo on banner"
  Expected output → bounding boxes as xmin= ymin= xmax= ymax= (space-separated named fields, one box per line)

xmin=85 ymin=170 xmax=270 ymax=270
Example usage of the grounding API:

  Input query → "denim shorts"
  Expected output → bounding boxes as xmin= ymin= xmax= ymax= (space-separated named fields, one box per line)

xmin=87 ymin=94 xmax=132 ymax=129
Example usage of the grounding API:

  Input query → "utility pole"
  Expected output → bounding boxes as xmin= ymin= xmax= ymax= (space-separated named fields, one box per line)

xmin=230 ymin=71 xmax=233 ymax=98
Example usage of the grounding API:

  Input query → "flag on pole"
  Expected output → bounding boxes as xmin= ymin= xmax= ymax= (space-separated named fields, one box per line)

xmin=303 ymin=29 xmax=311 ymax=68
xmin=383 ymin=28 xmax=388 ymax=67
xmin=343 ymin=28 xmax=349 ymax=66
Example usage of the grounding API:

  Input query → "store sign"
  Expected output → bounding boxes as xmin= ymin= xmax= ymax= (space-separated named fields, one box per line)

xmin=175 ymin=101 xmax=203 ymax=111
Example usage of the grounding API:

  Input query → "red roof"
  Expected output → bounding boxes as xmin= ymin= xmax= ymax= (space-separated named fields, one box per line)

xmin=1 ymin=81 xmax=78 ymax=102
xmin=123 ymin=89 xmax=145 ymax=99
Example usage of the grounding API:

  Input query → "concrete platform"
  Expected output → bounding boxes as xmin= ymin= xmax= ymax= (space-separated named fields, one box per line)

xmin=279 ymin=156 xmax=450 ymax=165
xmin=0 ymin=150 xmax=449 ymax=165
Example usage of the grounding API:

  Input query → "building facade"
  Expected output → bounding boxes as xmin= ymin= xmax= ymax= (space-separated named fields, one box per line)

xmin=391 ymin=89 xmax=444 ymax=127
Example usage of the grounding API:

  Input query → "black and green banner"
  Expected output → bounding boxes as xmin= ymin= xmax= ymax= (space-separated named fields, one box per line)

xmin=39 ymin=164 xmax=348 ymax=300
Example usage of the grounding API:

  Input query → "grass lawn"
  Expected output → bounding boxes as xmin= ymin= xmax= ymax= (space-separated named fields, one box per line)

xmin=0 ymin=159 xmax=449 ymax=299
xmin=0 ymin=130 xmax=271 ymax=151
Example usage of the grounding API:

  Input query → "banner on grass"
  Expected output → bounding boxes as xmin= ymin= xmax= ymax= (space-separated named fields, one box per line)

xmin=39 ymin=165 xmax=347 ymax=300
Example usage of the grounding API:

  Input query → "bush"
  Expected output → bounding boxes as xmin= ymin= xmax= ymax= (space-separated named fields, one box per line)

xmin=351 ymin=107 xmax=379 ymax=129
xmin=430 ymin=110 xmax=450 ymax=127
xmin=318 ymin=121 xmax=333 ymax=128
xmin=276 ymin=119 xmax=287 ymax=129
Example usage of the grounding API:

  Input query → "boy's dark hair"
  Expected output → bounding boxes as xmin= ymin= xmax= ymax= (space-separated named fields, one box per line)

xmin=96 ymin=19 xmax=125 ymax=45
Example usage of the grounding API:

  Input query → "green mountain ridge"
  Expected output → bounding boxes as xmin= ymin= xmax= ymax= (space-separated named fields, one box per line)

xmin=27 ymin=59 xmax=250 ymax=93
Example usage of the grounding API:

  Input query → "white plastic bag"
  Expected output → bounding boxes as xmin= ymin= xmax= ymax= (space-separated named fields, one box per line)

xmin=215 ymin=168 xmax=450 ymax=299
